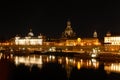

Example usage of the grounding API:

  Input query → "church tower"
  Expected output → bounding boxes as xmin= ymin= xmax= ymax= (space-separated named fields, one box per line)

xmin=106 ymin=31 xmax=111 ymax=37
xmin=93 ymin=30 xmax=97 ymax=38
xmin=62 ymin=20 xmax=76 ymax=38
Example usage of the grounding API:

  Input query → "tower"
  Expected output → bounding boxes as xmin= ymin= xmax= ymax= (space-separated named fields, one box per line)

xmin=106 ymin=31 xmax=111 ymax=37
xmin=62 ymin=20 xmax=76 ymax=38
xmin=93 ymin=30 xmax=97 ymax=38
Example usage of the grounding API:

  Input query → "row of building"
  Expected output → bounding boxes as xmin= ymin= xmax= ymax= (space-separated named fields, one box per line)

xmin=0 ymin=20 xmax=120 ymax=52
xmin=14 ymin=20 xmax=101 ymax=46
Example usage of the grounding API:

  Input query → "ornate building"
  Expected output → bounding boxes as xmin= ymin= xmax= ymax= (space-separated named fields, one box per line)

xmin=104 ymin=32 xmax=120 ymax=51
xmin=65 ymin=31 xmax=101 ymax=46
xmin=62 ymin=20 xmax=76 ymax=39
xmin=14 ymin=29 xmax=43 ymax=45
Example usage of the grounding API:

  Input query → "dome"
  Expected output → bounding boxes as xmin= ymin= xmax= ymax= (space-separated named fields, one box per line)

xmin=28 ymin=29 xmax=34 ymax=37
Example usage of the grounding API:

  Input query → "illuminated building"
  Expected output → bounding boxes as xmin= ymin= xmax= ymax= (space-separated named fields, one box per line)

xmin=66 ymin=39 xmax=77 ymax=46
xmin=62 ymin=19 xmax=76 ymax=38
xmin=79 ymin=38 xmax=101 ymax=46
xmin=104 ymin=32 xmax=120 ymax=51
xmin=64 ymin=37 xmax=101 ymax=52
xmin=15 ymin=29 xmax=43 ymax=45
xmin=65 ymin=31 xmax=101 ymax=46
xmin=80 ymin=31 xmax=100 ymax=46
xmin=104 ymin=36 xmax=120 ymax=45
xmin=0 ymin=22 xmax=102 ymax=52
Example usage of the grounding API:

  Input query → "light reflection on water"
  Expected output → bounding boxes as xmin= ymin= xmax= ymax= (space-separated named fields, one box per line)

xmin=14 ymin=55 xmax=100 ymax=70
xmin=1 ymin=52 xmax=120 ymax=74
xmin=1 ymin=53 xmax=120 ymax=80
xmin=104 ymin=63 xmax=120 ymax=73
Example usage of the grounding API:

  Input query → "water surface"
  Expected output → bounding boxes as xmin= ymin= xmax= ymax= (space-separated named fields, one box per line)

xmin=0 ymin=53 xmax=120 ymax=80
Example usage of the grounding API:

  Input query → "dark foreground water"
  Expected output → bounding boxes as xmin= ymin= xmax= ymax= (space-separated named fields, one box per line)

xmin=0 ymin=53 xmax=120 ymax=80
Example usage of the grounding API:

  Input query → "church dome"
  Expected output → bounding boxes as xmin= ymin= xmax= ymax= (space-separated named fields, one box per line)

xmin=62 ymin=20 xmax=76 ymax=38
xmin=28 ymin=29 xmax=34 ymax=37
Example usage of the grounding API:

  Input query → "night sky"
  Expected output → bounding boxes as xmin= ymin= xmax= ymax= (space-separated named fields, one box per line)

xmin=0 ymin=0 xmax=119 ymax=40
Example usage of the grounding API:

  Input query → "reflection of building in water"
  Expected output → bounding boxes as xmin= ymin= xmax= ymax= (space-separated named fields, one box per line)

xmin=76 ymin=59 xmax=99 ymax=69
xmin=13 ymin=55 xmax=100 ymax=69
xmin=14 ymin=29 xmax=44 ymax=45
xmin=13 ymin=54 xmax=100 ymax=70
xmin=2 ymin=53 xmax=120 ymax=74
xmin=104 ymin=63 xmax=120 ymax=73
xmin=104 ymin=31 xmax=120 ymax=51
xmin=14 ymin=55 xmax=43 ymax=68
xmin=14 ymin=55 xmax=56 ymax=68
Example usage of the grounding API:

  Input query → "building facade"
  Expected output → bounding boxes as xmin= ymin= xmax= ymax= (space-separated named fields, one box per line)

xmin=104 ymin=32 xmax=120 ymax=51
xmin=15 ymin=29 xmax=43 ymax=45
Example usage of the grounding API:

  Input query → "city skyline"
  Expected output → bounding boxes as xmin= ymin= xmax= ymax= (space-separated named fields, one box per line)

xmin=0 ymin=18 xmax=119 ymax=41
xmin=0 ymin=0 xmax=120 ymax=40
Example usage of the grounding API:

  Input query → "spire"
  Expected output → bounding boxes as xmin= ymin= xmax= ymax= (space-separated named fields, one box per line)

xmin=66 ymin=19 xmax=71 ymax=28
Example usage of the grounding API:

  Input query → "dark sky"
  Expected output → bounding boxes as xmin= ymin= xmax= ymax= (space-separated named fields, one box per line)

xmin=0 ymin=0 xmax=119 ymax=40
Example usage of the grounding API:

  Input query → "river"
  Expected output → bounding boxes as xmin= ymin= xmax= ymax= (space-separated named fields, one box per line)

xmin=0 ymin=53 xmax=120 ymax=80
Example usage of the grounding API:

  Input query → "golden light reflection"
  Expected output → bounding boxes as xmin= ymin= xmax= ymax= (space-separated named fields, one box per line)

xmin=58 ymin=58 xmax=62 ymax=64
xmin=104 ymin=63 xmax=120 ymax=73
xmin=14 ymin=55 xmax=43 ymax=66
xmin=0 ymin=53 xmax=3 ymax=59
xmin=77 ymin=62 xmax=81 ymax=70
xmin=1 ymin=54 xmax=120 ymax=73
xmin=91 ymin=59 xmax=99 ymax=68
xmin=66 ymin=57 xmax=69 ymax=65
